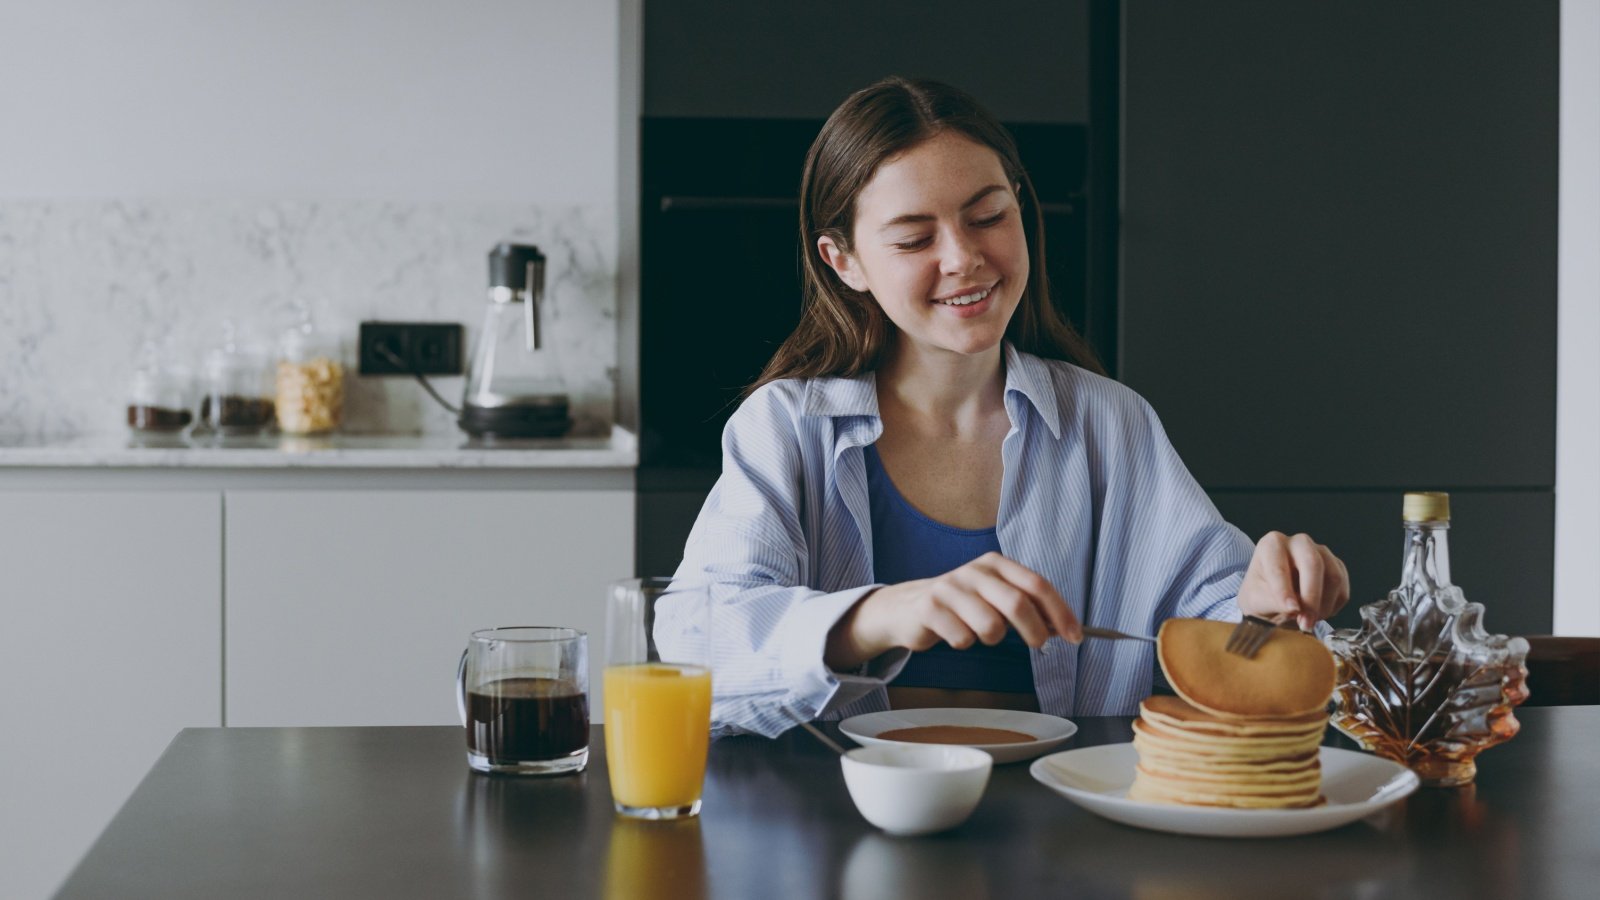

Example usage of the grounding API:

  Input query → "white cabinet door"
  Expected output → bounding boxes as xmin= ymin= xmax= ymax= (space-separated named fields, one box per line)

xmin=225 ymin=490 xmax=633 ymax=727
xmin=0 ymin=491 xmax=221 ymax=900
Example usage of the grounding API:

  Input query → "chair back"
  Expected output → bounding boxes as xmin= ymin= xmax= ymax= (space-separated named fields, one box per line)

xmin=1522 ymin=636 xmax=1600 ymax=707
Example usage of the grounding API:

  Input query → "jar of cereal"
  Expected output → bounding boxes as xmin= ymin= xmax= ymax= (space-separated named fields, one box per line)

xmin=275 ymin=323 xmax=345 ymax=435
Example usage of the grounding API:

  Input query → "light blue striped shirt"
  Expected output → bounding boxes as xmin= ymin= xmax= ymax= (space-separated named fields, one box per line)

xmin=666 ymin=343 xmax=1252 ymax=739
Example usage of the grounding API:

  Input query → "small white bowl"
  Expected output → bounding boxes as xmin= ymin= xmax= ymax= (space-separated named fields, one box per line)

xmin=840 ymin=745 xmax=993 ymax=836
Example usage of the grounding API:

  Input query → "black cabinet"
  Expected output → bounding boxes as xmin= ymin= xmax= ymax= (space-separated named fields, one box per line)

xmin=642 ymin=1 xmax=1090 ymax=122
xmin=1122 ymin=1 xmax=1558 ymax=630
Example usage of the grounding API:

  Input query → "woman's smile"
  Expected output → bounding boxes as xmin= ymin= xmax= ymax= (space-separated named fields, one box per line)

xmin=931 ymin=279 xmax=1000 ymax=317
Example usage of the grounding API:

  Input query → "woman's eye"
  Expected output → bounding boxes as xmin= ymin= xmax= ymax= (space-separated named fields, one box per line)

xmin=890 ymin=213 xmax=1005 ymax=250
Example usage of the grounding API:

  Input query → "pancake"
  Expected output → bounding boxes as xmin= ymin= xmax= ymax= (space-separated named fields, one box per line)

xmin=1132 ymin=723 xmax=1323 ymax=762
xmin=1134 ymin=714 xmax=1319 ymax=743
xmin=1139 ymin=752 xmax=1324 ymax=781
xmin=1140 ymin=695 xmax=1328 ymax=733
xmin=1133 ymin=763 xmax=1322 ymax=794
xmin=1128 ymin=775 xmax=1326 ymax=809
xmin=1134 ymin=751 xmax=1319 ymax=776
xmin=1156 ymin=618 xmax=1336 ymax=719
xmin=1129 ymin=775 xmax=1325 ymax=808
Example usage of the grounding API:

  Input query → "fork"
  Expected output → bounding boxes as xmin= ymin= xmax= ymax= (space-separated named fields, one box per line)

xmin=1224 ymin=614 xmax=1282 ymax=659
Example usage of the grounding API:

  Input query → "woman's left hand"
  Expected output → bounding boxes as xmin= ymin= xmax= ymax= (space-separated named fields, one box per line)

xmin=1235 ymin=532 xmax=1351 ymax=630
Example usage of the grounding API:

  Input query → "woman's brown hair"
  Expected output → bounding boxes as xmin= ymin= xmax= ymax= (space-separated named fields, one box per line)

xmin=749 ymin=76 xmax=1104 ymax=393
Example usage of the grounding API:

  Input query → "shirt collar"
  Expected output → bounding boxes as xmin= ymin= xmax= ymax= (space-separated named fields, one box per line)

xmin=801 ymin=342 xmax=1062 ymax=439
xmin=802 ymin=369 xmax=879 ymax=419
xmin=1002 ymin=342 xmax=1063 ymax=439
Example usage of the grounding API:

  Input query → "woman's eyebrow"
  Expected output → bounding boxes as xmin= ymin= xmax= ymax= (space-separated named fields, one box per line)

xmin=876 ymin=184 xmax=1010 ymax=231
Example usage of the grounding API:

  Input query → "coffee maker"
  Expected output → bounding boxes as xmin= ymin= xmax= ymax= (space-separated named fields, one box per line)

xmin=458 ymin=243 xmax=572 ymax=439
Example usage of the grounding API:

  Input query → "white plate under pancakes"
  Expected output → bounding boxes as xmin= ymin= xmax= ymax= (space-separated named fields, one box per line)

xmin=839 ymin=708 xmax=1078 ymax=764
xmin=1030 ymin=743 xmax=1419 ymax=837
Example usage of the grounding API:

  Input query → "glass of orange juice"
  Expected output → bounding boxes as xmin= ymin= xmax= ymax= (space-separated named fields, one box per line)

xmin=603 ymin=578 xmax=712 ymax=819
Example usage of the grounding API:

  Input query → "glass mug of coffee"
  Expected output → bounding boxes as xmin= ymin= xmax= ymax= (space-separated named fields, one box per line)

xmin=604 ymin=579 xmax=712 ymax=819
xmin=457 ymin=626 xmax=589 ymax=775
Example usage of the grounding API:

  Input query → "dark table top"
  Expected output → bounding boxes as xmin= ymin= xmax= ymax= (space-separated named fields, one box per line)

xmin=57 ymin=707 xmax=1600 ymax=900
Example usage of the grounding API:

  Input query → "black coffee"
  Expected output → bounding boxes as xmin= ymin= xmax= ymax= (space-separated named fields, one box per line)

xmin=200 ymin=394 xmax=276 ymax=430
xmin=465 ymin=677 xmax=589 ymax=761
xmin=127 ymin=404 xmax=193 ymax=432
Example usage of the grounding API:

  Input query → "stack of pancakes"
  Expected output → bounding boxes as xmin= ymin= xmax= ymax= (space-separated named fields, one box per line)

xmin=1129 ymin=695 xmax=1327 ymax=807
xmin=1128 ymin=618 xmax=1337 ymax=810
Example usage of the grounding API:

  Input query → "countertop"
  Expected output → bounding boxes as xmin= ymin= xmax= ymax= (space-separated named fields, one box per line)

xmin=0 ymin=426 xmax=637 ymax=469
xmin=53 ymin=707 xmax=1600 ymax=900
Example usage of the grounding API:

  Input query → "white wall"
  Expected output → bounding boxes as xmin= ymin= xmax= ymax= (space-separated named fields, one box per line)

xmin=0 ymin=1 xmax=622 ymax=438
xmin=1557 ymin=0 xmax=1600 ymax=636
xmin=0 ymin=0 xmax=617 ymax=204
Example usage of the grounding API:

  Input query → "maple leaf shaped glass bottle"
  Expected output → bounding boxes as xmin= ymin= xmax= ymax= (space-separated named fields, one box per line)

xmin=1327 ymin=492 xmax=1529 ymax=787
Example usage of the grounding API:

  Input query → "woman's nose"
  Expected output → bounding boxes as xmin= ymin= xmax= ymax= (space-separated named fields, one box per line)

xmin=939 ymin=229 xmax=984 ymax=275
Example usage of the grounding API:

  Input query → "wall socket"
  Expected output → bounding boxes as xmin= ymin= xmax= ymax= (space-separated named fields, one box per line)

xmin=358 ymin=321 xmax=464 ymax=376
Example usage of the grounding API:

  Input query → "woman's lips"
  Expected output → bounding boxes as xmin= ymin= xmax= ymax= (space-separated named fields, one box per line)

xmin=931 ymin=280 xmax=999 ymax=319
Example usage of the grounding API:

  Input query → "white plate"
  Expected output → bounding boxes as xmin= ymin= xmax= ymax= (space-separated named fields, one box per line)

xmin=839 ymin=708 xmax=1078 ymax=764
xmin=1029 ymin=743 xmax=1419 ymax=838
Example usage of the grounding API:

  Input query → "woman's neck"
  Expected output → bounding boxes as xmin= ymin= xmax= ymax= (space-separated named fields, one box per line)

xmin=876 ymin=340 xmax=1006 ymax=435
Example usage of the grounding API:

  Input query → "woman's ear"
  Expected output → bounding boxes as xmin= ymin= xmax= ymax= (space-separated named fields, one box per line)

xmin=817 ymin=235 xmax=869 ymax=293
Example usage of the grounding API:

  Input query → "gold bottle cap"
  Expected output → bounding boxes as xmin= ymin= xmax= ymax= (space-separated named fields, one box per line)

xmin=1403 ymin=491 xmax=1451 ymax=522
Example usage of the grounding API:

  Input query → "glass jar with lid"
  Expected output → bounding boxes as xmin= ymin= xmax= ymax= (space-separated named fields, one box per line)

xmin=275 ymin=323 xmax=345 ymax=435
xmin=200 ymin=324 xmax=275 ymax=437
xmin=126 ymin=345 xmax=196 ymax=436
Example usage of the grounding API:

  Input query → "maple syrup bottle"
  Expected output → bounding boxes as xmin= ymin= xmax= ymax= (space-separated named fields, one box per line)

xmin=1327 ymin=492 xmax=1529 ymax=787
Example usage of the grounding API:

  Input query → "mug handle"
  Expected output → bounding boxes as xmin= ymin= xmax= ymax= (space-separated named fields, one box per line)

xmin=456 ymin=649 xmax=469 ymax=727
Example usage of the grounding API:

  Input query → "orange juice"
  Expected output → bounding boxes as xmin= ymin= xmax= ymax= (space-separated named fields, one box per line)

xmin=603 ymin=663 xmax=712 ymax=811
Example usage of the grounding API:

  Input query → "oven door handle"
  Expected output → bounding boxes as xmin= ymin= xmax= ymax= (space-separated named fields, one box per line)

xmin=660 ymin=196 xmax=1078 ymax=215
xmin=659 ymin=196 xmax=799 ymax=213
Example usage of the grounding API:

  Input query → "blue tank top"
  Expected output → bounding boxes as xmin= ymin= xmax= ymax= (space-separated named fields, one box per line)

xmin=864 ymin=444 xmax=1036 ymax=694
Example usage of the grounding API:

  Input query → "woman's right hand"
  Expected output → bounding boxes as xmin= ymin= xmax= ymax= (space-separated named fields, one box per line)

xmin=824 ymin=552 xmax=1083 ymax=670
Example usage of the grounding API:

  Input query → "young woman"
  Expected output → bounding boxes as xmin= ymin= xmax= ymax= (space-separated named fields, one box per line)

xmin=664 ymin=77 xmax=1349 ymax=738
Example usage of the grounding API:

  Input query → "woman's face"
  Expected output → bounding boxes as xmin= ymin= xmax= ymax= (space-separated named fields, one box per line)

xmin=819 ymin=130 xmax=1029 ymax=360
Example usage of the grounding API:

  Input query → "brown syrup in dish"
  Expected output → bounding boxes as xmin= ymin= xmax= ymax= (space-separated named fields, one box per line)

xmin=877 ymin=725 xmax=1034 ymax=745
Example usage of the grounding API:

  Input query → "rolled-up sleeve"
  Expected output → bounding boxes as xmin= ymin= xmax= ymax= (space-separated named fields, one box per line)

xmin=659 ymin=386 xmax=893 ymax=738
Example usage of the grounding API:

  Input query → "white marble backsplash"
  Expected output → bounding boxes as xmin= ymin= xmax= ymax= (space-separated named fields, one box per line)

xmin=0 ymin=201 xmax=616 ymax=438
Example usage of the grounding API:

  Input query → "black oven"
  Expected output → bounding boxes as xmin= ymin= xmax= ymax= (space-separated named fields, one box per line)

xmin=637 ymin=117 xmax=1104 ymax=574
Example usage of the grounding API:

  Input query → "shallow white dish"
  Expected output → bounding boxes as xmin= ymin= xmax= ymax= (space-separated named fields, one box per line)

xmin=840 ymin=708 xmax=1078 ymax=764
xmin=1029 ymin=743 xmax=1419 ymax=838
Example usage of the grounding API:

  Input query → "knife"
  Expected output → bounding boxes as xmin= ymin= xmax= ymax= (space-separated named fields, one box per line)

xmin=1080 ymin=626 xmax=1157 ymax=644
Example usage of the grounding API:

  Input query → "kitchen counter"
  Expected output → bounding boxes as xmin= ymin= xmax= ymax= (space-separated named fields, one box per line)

xmin=0 ymin=427 xmax=637 ymax=469
xmin=52 ymin=707 xmax=1600 ymax=900
xmin=1 ymin=427 xmax=640 ymax=899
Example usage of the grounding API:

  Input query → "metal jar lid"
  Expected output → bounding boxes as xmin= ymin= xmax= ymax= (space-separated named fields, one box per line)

xmin=1403 ymin=491 xmax=1451 ymax=523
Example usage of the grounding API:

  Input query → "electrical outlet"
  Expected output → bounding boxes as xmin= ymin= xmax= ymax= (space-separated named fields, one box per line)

xmin=358 ymin=322 xmax=464 ymax=376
